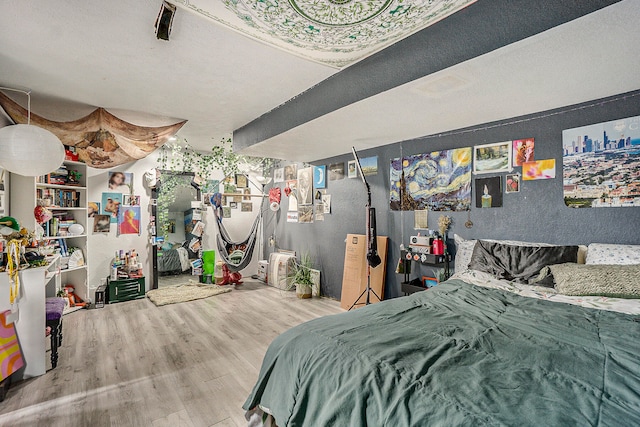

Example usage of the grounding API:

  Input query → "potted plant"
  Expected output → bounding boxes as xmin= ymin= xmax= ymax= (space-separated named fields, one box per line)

xmin=289 ymin=253 xmax=314 ymax=299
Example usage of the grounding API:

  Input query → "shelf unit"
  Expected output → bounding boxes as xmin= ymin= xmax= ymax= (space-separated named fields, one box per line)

xmin=10 ymin=160 xmax=89 ymax=303
xmin=399 ymin=250 xmax=452 ymax=295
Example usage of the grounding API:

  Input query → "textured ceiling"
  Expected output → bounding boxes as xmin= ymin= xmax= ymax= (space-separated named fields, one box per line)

xmin=172 ymin=0 xmax=476 ymax=68
xmin=0 ymin=0 xmax=637 ymax=164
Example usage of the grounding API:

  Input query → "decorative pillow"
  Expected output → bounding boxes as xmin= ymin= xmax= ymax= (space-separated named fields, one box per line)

xmin=585 ymin=243 xmax=640 ymax=265
xmin=549 ymin=263 xmax=640 ymax=298
xmin=454 ymin=234 xmax=477 ymax=272
xmin=468 ymin=240 xmax=579 ymax=285
xmin=484 ymin=239 xmax=587 ymax=264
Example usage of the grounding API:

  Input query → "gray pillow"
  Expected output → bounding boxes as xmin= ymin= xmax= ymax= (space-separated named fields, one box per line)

xmin=549 ymin=263 xmax=640 ymax=298
xmin=468 ymin=240 xmax=579 ymax=286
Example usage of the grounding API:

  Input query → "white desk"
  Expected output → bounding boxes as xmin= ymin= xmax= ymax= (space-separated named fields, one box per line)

xmin=0 ymin=255 xmax=59 ymax=379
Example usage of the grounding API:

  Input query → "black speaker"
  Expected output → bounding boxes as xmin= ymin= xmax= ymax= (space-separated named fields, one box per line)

xmin=155 ymin=1 xmax=176 ymax=41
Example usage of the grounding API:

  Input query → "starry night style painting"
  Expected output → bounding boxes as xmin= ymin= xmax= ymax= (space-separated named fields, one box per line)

xmin=390 ymin=147 xmax=472 ymax=211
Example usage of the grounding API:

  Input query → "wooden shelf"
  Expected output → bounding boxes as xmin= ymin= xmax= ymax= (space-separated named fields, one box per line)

xmin=35 ymin=183 xmax=86 ymax=191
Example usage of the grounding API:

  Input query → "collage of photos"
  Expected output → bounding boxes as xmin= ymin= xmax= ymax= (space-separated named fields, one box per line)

xmin=92 ymin=171 xmax=141 ymax=235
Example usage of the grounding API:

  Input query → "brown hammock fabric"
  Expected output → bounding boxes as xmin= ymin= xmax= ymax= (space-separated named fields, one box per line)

xmin=0 ymin=91 xmax=186 ymax=169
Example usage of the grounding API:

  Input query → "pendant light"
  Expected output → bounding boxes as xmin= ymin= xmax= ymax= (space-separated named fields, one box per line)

xmin=0 ymin=87 xmax=66 ymax=176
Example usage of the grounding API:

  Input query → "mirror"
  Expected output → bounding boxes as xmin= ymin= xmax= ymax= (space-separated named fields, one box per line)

xmin=152 ymin=171 xmax=201 ymax=289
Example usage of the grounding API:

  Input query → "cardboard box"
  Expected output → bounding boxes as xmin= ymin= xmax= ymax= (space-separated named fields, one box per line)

xmin=340 ymin=234 xmax=388 ymax=310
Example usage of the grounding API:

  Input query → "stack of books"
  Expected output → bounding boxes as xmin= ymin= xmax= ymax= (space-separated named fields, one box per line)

xmin=36 ymin=188 xmax=81 ymax=207
xmin=44 ymin=211 xmax=77 ymax=237
xmin=37 ymin=165 xmax=69 ymax=185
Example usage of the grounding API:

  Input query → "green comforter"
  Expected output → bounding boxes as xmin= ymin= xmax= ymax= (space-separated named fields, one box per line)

xmin=244 ymin=280 xmax=640 ymax=426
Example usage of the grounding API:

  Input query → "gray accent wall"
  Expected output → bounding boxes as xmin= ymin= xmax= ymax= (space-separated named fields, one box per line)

xmin=264 ymin=90 xmax=640 ymax=300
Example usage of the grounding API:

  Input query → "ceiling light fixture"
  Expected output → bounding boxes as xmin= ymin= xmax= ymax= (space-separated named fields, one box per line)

xmin=0 ymin=87 xmax=65 ymax=176
xmin=155 ymin=1 xmax=176 ymax=41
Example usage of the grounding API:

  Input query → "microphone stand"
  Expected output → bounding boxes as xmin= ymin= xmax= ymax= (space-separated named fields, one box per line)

xmin=348 ymin=179 xmax=381 ymax=310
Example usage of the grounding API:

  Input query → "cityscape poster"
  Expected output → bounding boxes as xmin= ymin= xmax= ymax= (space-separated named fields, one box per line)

xmin=562 ymin=115 xmax=640 ymax=208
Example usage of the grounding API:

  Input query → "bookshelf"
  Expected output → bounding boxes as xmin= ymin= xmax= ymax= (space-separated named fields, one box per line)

xmin=10 ymin=160 xmax=90 ymax=303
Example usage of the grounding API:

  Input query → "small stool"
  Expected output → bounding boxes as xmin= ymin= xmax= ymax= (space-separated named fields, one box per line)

xmin=45 ymin=298 xmax=65 ymax=369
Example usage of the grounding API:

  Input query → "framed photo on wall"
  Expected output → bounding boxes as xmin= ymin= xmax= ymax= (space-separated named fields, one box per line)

xmin=473 ymin=141 xmax=512 ymax=174
xmin=235 ymin=173 xmax=248 ymax=188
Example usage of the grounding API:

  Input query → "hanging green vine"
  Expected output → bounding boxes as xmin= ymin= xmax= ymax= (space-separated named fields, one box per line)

xmin=155 ymin=136 xmax=278 ymax=240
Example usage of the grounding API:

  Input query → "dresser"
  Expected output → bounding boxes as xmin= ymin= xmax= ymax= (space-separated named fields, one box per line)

xmin=106 ymin=276 xmax=145 ymax=303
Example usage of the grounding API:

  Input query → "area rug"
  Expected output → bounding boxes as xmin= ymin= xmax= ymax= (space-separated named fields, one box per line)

xmin=147 ymin=281 xmax=232 ymax=306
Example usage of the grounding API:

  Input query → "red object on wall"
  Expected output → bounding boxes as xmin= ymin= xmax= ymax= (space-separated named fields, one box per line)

xmin=432 ymin=238 xmax=444 ymax=255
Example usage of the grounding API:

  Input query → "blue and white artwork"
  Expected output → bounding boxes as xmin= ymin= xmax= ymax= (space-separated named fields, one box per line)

xmin=313 ymin=165 xmax=326 ymax=189
xmin=390 ymin=147 xmax=472 ymax=211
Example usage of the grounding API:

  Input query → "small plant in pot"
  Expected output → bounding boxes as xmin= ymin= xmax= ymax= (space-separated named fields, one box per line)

xmin=290 ymin=253 xmax=314 ymax=299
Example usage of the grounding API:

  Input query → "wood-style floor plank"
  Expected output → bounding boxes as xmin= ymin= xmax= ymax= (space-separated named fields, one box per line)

xmin=0 ymin=280 xmax=343 ymax=426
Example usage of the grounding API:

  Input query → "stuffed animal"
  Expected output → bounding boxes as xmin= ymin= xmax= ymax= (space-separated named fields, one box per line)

xmin=63 ymin=285 xmax=88 ymax=308
xmin=217 ymin=264 xmax=243 ymax=286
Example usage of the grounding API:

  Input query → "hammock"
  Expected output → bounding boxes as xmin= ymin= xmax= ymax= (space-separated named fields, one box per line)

xmin=211 ymin=193 xmax=264 ymax=272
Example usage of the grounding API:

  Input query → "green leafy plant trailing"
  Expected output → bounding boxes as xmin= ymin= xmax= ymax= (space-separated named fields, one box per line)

xmin=290 ymin=253 xmax=314 ymax=285
xmin=155 ymin=136 xmax=277 ymax=240
xmin=288 ymin=253 xmax=315 ymax=298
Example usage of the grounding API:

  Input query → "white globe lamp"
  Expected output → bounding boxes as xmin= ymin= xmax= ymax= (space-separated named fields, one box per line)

xmin=0 ymin=124 xmax=66 ymax=176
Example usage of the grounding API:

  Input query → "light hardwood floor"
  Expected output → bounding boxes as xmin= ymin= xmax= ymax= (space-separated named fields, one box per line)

xmin=0 ymin=280 xmax=344 ymax=427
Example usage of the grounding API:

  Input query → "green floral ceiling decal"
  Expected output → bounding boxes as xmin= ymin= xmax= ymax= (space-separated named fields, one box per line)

xmin=173 ymin=0 xmax=476 ymax=68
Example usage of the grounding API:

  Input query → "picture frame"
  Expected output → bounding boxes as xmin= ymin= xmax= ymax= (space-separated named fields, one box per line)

xmin=422 ymin=276 xmax=439 ymax=288
xmin=475 ymin=176 xmax=503 ymax=208
xmin=93 ymin=214 xmax=111 ymax=233
xmin=473 ymin=141 xmax=512 ymax=174
xmin=505 ymin=174 xmax=521 ymax=193
xmin=347 ymin=160 xmax=358 ymax=179
xmin=235 ymin=173 xmax=248 ymax=188
xmin=313 ymin=165 xmax=326 ymax=189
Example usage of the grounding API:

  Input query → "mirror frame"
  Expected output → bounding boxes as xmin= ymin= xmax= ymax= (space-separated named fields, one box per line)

xmin=150 ymin=170 xmax=200 ymax=290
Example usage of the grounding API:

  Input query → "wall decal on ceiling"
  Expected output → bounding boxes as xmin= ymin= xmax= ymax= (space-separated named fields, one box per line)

xmin=390 ymin=147 xmax=472 ymax=211
xmin=563 ymin=115 xmax=640 ymax=208
xmin=0 ymin=91 xmax=186 ymax=169
xmin=172 ymin=0 xmax=476 ymax=68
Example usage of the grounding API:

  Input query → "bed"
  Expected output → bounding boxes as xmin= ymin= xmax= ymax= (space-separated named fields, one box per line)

xmin=157 ymin=245 xmax=191 ymax=274
xmin=243 ymin=239 xmax=640 ymax=426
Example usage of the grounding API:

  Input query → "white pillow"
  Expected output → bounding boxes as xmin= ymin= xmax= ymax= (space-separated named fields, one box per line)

xmin=454 ymin=234 xmax=477 ymax=272
xmin=585 ymin=243 xmax=640 ymax=265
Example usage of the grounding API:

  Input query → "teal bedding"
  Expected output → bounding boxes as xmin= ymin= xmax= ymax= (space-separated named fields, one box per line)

xmin=244 ymin=280 xmax=640 ymax=426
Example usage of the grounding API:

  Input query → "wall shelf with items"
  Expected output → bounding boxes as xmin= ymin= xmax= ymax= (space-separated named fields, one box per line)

xmin=399 ymin=250 xmax=452 ymax=295
xmin=10 ymin=160 xmax=90 ymax=304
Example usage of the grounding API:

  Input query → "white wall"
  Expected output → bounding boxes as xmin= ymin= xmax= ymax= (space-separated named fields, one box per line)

xmin=87 ymin=155 xmax=156 ymax=296
xmin=167 ymin=211 xmax=186 ymax=244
